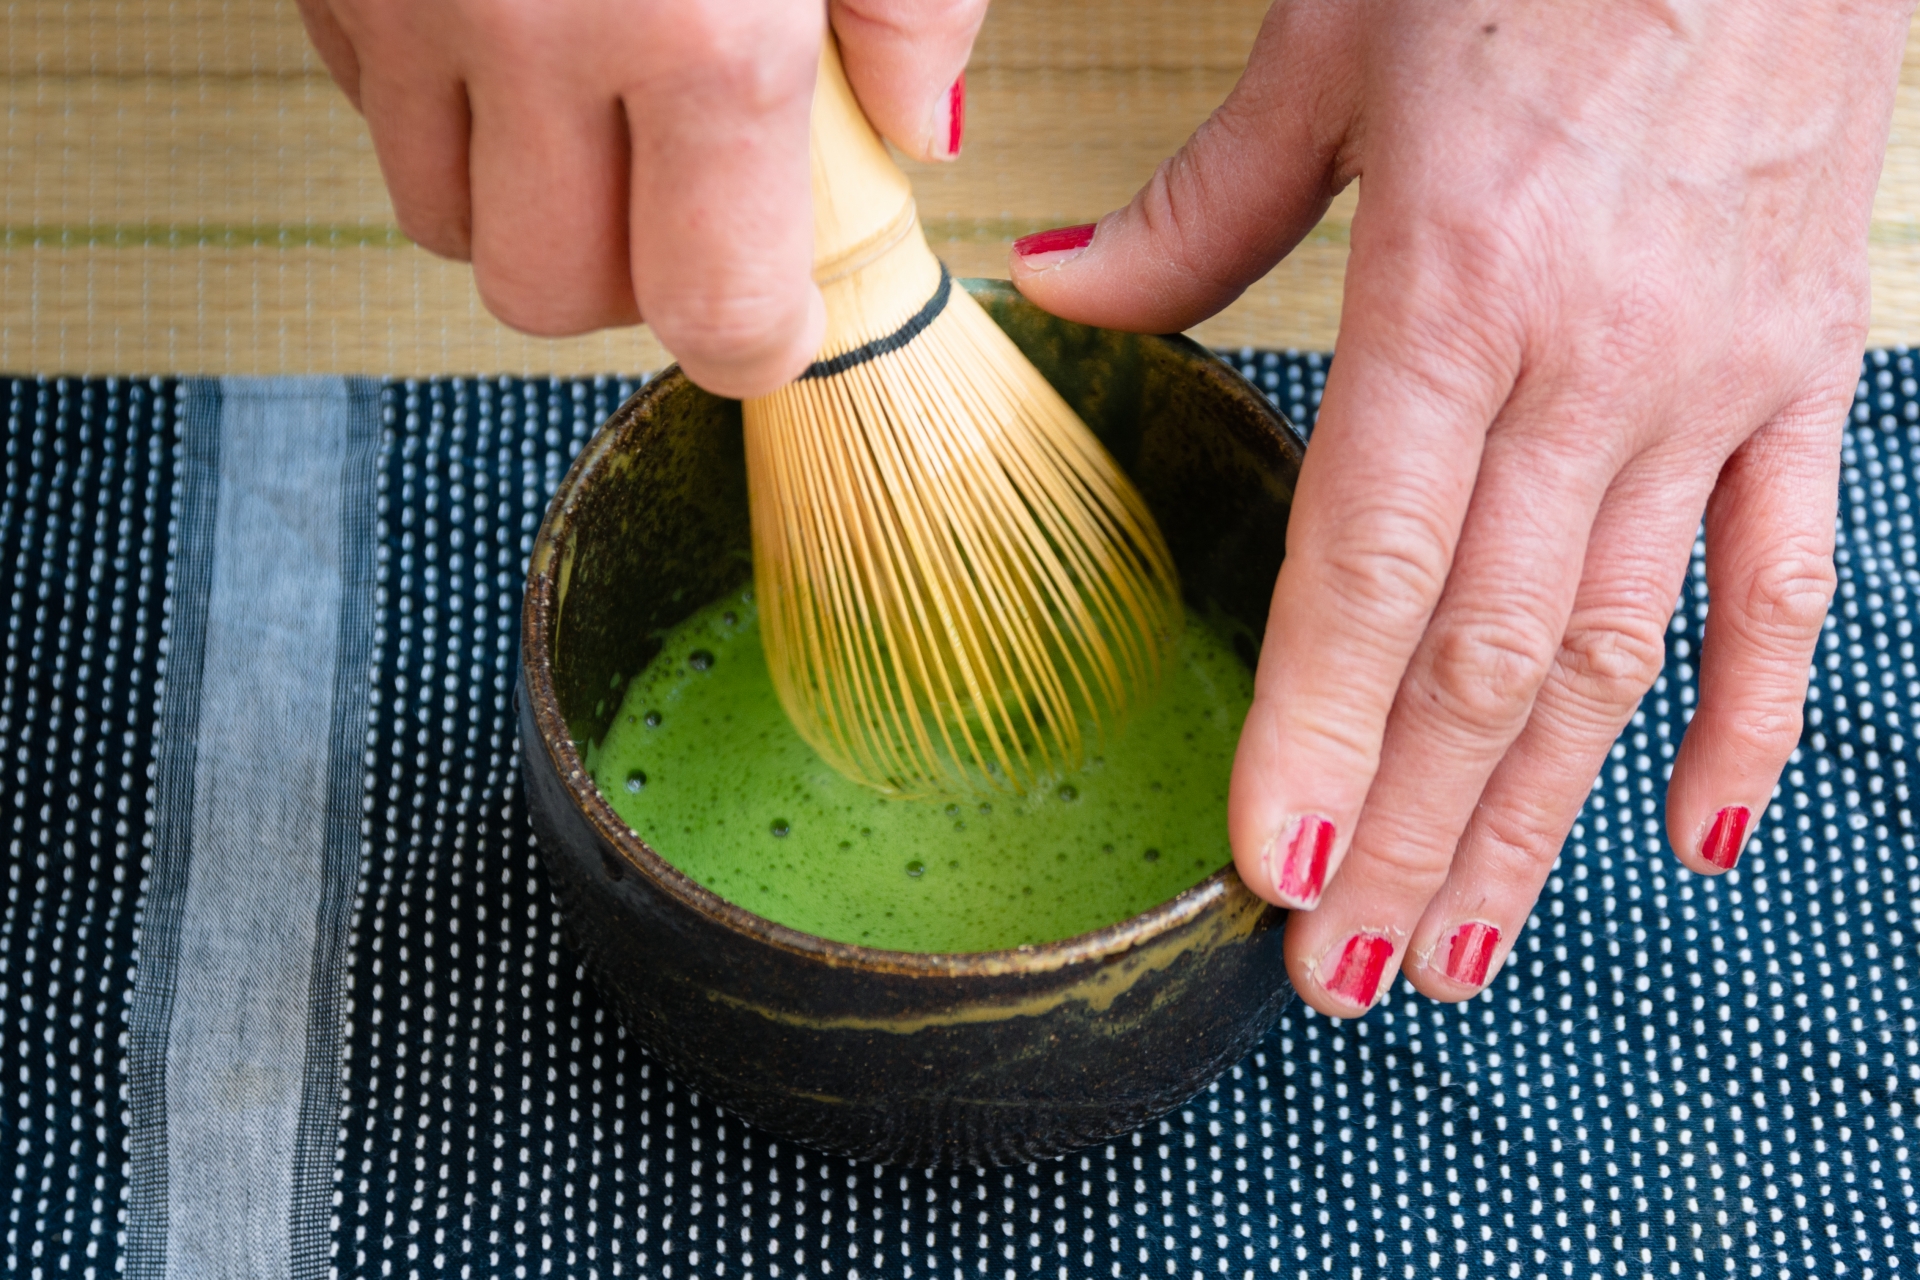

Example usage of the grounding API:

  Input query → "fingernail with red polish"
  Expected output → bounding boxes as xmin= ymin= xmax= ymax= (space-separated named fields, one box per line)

xmin=1700 ymin=805 xmax=1751 ymax=870
xmin=1013 ymin=223 xmax=1095 ymax=270
xmin=1442 ymin=921 xmax=1500 ymax=988
xmin=1323 ymin=933 xmax=1393 ymax=1009
xmin=942 ymin=72 xmax=965 ymax=158
xmin=1267 ymin=814 xmax=1334 ymax=907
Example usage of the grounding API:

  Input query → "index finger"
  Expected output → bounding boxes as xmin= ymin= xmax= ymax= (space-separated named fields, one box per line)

xmin=624 ymin=10 xmax=826 ymax=398
xmin=831 ymin=0 xmax=989 ymax=162
xmin=1227 ymin=247 xmax=1516 ymax=909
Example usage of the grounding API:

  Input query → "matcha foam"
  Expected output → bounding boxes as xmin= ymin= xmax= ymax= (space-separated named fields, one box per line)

xmin=591 ymin=587 xmax=1252 ymax=953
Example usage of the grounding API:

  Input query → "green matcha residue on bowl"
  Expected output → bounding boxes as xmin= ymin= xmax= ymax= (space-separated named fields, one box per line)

xmin=591 ymin=586 xmax=1253 ymax=953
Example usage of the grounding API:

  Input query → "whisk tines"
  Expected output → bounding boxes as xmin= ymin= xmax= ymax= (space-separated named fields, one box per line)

xmin=742 ymin=37 xmax=1182 ymax=798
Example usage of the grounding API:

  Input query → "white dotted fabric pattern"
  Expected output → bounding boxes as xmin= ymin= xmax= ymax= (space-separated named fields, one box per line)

xmin=2 ymin=354 xmax=1916 ymax=1280
xmin=3 ymin=379 xmax=176 ymax=1279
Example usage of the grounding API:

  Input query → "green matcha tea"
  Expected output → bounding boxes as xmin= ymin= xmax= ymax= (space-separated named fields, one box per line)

xmin=589 ymin=587 xmax=1253 ymax=952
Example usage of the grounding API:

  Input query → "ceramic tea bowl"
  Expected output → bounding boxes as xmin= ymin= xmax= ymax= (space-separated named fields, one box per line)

xmin=518 ymin=280 xmax=1305 ymax=1167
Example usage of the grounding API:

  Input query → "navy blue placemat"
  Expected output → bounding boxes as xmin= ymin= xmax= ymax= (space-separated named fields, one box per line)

xmin=0 ymin=353 xmax=1912 ymax=1280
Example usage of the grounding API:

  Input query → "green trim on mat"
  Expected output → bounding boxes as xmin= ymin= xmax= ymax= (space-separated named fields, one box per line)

xmin=1872 ymin=219 xmax=1920 ymax=246
xmin=1 ymin=217 xmax=1360 ymax=253
xmin=5 ymin=217 xmax=1914 ymax=251
xmin=0 ymin=223 xmax=410 ymax=249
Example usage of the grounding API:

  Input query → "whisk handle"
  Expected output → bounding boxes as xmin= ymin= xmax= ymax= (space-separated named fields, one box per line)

xmin=809 ymin=35 xmax=919 ymax=284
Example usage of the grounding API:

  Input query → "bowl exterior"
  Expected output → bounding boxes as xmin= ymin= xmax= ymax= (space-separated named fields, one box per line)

xmin=519 ymin=281 xmax=1304 ymax=1166
xmin=521 ymin=704 xmax=1286 ymax=1166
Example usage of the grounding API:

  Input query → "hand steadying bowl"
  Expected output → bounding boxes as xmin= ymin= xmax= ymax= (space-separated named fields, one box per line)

xmin=518 ymin=280 xmax=1306 ymax=1166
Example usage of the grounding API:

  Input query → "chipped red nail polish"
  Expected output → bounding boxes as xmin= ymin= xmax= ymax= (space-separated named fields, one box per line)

xmin=1700 ymin=805 xmax=1751 ymax=870
xmin=1012 ymin=222 xmax=1096 ymax=266
xmin=1270 ymin=814 xmax=1334 ymax=907
xmin=1443 ymin=921 xmax=1499 ymax=987
xmin=945 ymin=72 xmax=966 ymax=156
xmin=1324 ymin=933 xmax=1393 ymax=1008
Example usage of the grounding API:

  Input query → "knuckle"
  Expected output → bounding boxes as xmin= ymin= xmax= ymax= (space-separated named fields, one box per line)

xmin=1278 ymin=710 xmax=1382 ymax=782
xmin=394 ymin=207 xmax=471 ymax=264
xmin=1735 ymin=548 xmax=1836 ymax=648
xmin=1416 ymin=196 xmax=1539 ymax=310
xmin=1730 ymin=701 xmax=1804 ymax=756
xmin=1125 ymin=91 xmax=1336 ymax=315
xmin=1344 ymin=821 xmax=1456 ymax=896
xmin=1416 ymin=611 xmax=1559 ymax=732
xmin=671 ymin=6 xmax=817 ymax=109
xmin=458 ymin=0 xmax=555 ymax=53
xmin=1775 ymin=375 xmax=1860 ymax=435
xmin=648 ymin=287 xmax=812 ymax=389
xmin=1131 ymin=152 xmax=1250 ymax=305
xmin=1312 ymin=502 xmax=1455 ymax=625
xmin=1469 ymin=806 xmax=1564 ymax=883
xmin=473 ymin=264 xmax=601 ymax=337
xmin=836 ymin=0 xmax=986 ymax=42
xmin=1594 ymin=288 xmax=1688 ymax=382
xmin=1370 ymin=305 xmax=1519 ymax=421
xmin=1603 ymin=272 xmax=1686 ymax=343
xmin=1554 ymin=611 xmax=1668 ymax=709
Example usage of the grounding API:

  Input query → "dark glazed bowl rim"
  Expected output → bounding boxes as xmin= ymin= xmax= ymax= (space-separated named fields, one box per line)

xmin=521 ymin=282 xmax=1288 ymax=979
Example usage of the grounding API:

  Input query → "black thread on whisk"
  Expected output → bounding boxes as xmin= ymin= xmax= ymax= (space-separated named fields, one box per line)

xmin=797 ymin=266 xmax=953 ymax=381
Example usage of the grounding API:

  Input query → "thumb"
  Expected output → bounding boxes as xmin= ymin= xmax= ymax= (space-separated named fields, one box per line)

xmin=831 ymin=0 xmax=988 ymax=162
xmin=1010 ymin=2 xmax=1358 ymax=332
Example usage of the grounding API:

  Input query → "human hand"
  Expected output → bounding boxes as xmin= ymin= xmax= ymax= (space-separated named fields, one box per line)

xmin=295 ymin=0 xmax=985 ymax=396
xmin=1011 ymin=0 xmax=1912 ymax=1014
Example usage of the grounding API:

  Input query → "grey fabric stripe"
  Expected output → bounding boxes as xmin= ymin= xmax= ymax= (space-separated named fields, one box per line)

xmin=287 ymin=380 xmax=380 ymax=1280
xmin=127 ymin=379 xmax=224 ymax=1280
xmin=127 ymin=376 xmax=372 ymax=1280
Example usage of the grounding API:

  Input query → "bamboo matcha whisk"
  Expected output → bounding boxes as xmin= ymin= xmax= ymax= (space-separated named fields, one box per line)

xmin=742 ymin=37 xmax=1183 ymax=799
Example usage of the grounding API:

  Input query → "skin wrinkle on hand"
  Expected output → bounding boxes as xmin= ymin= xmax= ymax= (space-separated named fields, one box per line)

xmin=1009 ymin=0 xmax=1912 ymax=1018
